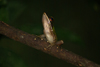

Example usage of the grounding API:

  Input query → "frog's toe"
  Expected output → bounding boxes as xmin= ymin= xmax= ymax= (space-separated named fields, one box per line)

xmin=46 ymin=45 xmax=52 ymax=49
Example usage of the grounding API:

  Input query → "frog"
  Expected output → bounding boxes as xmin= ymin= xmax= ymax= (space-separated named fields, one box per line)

xmin=42 ymin=12 xmax=64 ymax=48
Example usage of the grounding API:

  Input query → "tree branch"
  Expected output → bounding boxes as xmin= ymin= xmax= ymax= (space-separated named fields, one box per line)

xmin=0 ymin=21 xmax=100 ymax=67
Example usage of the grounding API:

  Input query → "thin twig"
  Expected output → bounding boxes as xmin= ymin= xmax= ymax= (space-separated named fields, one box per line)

xmin=0 ymin=21 xmax=100 ymax=67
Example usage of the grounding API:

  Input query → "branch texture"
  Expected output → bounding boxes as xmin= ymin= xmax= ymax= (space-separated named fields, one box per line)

xmin=0 ymin=21 xmax=100 ymax=67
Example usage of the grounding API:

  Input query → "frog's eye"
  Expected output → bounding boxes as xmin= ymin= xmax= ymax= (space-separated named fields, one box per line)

xmin=49 ymin=17 xmax=54 ymax=22
xmin=49 ymin=17 xmax=54 ymax=28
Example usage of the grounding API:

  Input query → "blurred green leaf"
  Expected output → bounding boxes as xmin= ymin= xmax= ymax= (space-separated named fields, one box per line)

xmin=8 ymin=1 xmax=26 ymax=23
xmin=0 ymin=0 xmax=7 ymax=6
xmin=57 ymin=28 xmax=85 ymax=46
xmin=0 ymin=0 xmax=26 ymax=23
xmin=0 ymin=0 xmax=8 ymax=23
xmin=0 ymin=47 xmax=28 ymax=67
xmin=0 ymin=7 xmax=9 ymax=23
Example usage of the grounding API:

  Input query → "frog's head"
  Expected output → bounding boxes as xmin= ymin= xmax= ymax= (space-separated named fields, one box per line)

xmin=42 ymin=12 xmax=53 ymax=32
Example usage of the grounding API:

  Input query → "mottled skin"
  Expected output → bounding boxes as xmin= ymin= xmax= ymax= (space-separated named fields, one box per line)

xmin=42 ymin=12 xmax=63 ymax=47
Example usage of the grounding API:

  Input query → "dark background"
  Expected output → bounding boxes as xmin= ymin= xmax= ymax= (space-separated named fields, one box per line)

xmin=0 ymin=0 xmax=100 ymax=67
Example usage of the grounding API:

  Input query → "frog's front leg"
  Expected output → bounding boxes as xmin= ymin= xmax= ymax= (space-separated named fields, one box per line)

xmin=40 ymin=34 xmax=45 ymax=38
xmin=39 ymin=34 xmax=46 ymax=41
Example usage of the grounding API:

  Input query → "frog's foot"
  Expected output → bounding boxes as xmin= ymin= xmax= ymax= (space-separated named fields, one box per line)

xmin=46 ymin=44 xmax=54 ymax=49
xmin=44 ymin=44 xmax=54 ymax=50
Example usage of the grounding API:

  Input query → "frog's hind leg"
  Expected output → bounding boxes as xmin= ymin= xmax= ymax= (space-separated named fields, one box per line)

xmin=45 ymin=40 xmax=64 ymax=50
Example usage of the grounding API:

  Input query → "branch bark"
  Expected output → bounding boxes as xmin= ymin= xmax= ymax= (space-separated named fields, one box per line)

xmin=0 ymin=21 xmax=100 ymax=67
